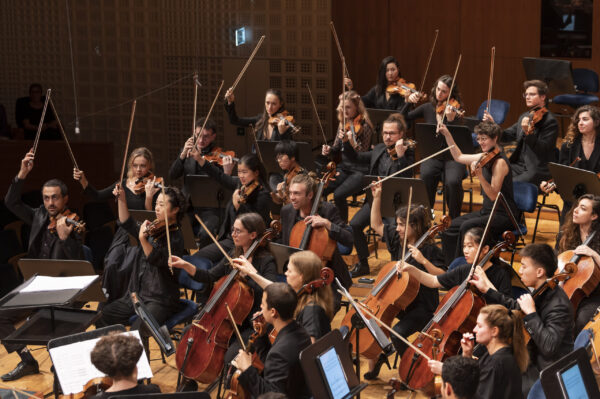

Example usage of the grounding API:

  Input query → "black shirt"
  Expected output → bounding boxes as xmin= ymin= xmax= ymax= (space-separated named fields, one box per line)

xmin=480 ymin=152 xmax=518 ymax=217
xmin=296 ymin=303 xmax=331 ymax=340
xmin=361 ymin=86 xmax=408 ymax=111
xmin=37 ymin=227 xmax=55 ymax=259
xmin=475 ymin=346 xmax=522 ymax=399
xmin=437 ymin=259 xmax=513 ymax=297
xmin=84 ymin=181 xmax=156 ymax=211
xmin=91 ymin=383 xmax=160 ymax=399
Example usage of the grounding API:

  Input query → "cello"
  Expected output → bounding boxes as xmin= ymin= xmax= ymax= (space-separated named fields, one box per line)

xmin=175 ymin=223 xmax=280 ymax=383
xmin=341 ymin=216 xmax=450 ymax=359
xmin=398 ymin=231 xmax=515 ymax=395
xmin=289 ymin=162 xmax=338 ymax=263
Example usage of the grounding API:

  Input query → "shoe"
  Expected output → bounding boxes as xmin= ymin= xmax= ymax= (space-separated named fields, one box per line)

xmin=351 ymin=263 xmax=370 ymax=278
xmin=177 ymin=377 xmax=198 ymax=392
xmin=364 ymin=353 xmax=391 ymax=380
xmin=1 ymin=360 xmax=39 ymax=381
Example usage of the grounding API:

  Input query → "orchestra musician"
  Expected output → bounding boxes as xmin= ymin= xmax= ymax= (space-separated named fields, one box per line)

xmin=233 ymin=250 xmax=334 ymax=343
xmin=1 ymin=149 xmax=84 ymax=382
xmin=279 ymin=173 xmax=354 ymax=310
xmin=364 ymin=182 xmax=444 ymax=379
xmin=224 ymin=87 xmax=294 ymax=141
xmin=438 ymin=356 xmax=480 ymax=399
xmin=540 ymin=105 xmax=600 ymax=221
xmin=94 ymin=184 xmax=187 ymax=355
xmin=345 ymin=112 xmax=415 ymax=277
xmin=168 ymin=117 xmax=225 ymax=247
xmin=556 ymin=194 xmax=600 ymax=333
xmin=321 ymin=90 xmax=374 ymax=222
xmin=406 ymin=75 xmax=465 ymax=219
xmin=231 ymin=283 xmax=312 ymax=399
xmin=429 ymin=304 xmax=528 ymax=399
xmin=437 ymin=121 xmax=518 ymax=264
xmin=483 ymin=80 xmax=558 ymax=186
xmin=271 ymin=140 xmax=307 ymax=203
xmin=89 ymin=333 xmax=161 ymax=398
xmin=469 ymin=244 xmax=574 ymax=397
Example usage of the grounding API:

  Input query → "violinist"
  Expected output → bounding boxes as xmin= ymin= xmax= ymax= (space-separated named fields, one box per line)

xmin=540 ymin=105 xmax=600 ymax=221
xmin=438 ymin=121 xmax=518 ymax=264
xmin=94 ymin=185 xmax=187 ymax=353
xmin=170 ymin=213 xmax=277 ymax=366
xmin=224 ymin=87 xmax=294 ymax=141
xmin=1 ymin=149 xmax=84 ymax=382
xmin=271 ymin=140 xmax=307 ymax=203
xmin=365 ymin=181 xmax=444 ymax=380
xmin=230 ymin=283 xmax=312 ymax=399
xmin=321 ymin=90 xmax=374 ymax=222
xmin=428 ymin=305 xmax=528 ymax=399
xmin=89 ymin=333 xmax=161 ymax=398
xmin=280 ymin=173 xmax=354 ymax=309
xmin=345 ymin=113 xmax=415 ymax=277
xmin=233 ymin=250 xmax=334 ymax=343
xmin=469 ymin=244 xmax=574 ymax=397
xmin=556 ymin=194 xmax=600 ymax=332
xmin=406 ymin=75 xmax=465 ymax=219
xmin=483 ymin=80 xmax=558 ymax=186
xmin=168 ymin=117 xmax=224 ymax=247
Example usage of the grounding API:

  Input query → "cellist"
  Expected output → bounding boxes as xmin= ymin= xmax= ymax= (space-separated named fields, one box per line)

xmin=556 ymin=194 xmax=600 ymax=333
xmin=469 ymin=244 xmax=573 ymax=398
xmin=364 ymin=180 xmax=444 ymax=380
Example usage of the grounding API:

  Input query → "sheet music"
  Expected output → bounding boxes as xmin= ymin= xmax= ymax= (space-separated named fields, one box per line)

xmin=49 ymin=330 xmax=153 ymax=395
xmin=20 ymin=275 xmax=97 ymax=293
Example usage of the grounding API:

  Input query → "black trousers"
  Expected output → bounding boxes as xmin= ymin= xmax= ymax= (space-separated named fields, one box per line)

xmin=350 ymin=202 xmax=371 ymax=267
xmin=575 ymin=293 xmax=600 ymax=334
xmin=441 ymin=210 xmax=514 ymax=265
xmin=193 ymin=237 xmax=235 ymax=264
xmin=0 ymin=309 xmax=32 ymax=353
xmin=420 ymin=158 xmax=465 ymax=219
xmin=391 ymin=308 xmax=432 ymax=356
xmin=323 ymin=170 xmax=364 ymax=222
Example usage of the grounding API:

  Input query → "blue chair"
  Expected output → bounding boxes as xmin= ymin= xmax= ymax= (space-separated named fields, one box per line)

xmin=511 ymin=182 xmax=538 ymax=263
xmin=178 ymin=268 xmax=204 ymax=301
xmin=553 ymin=68 xmax=599 ymax=109
xmin=476 ymin=99 xmax=511 ymax=124
xmin=337 ymin=226 xmax=353 ymax=255
xmin=448 ymin=256 xmax=466 ymax=270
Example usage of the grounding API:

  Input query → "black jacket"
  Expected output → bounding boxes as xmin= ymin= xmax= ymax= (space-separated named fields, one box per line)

xmin=483 ymin=285 xmax=573 ymax=372
xmin=83 ymin=180 xmax=156 ymax=211
xmin=361 ymin=86 xmax=410 ymax=112
xmin=342 ymin=141 xmax=414 ymax=177
xmin=5 ymin=176 xmax=84 ymax=260
xmin=279 ymin=201 xmax=353 ymax=288
xmin=238 ymin=320 xmax=312 ymax=399
xmin=224 ymin=102 xmax=292 ymax=141
xmin=558 ymin=136 xmax=600 ymax=173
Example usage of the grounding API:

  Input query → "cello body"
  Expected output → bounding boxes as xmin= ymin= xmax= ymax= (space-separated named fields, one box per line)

xmin=289 ymin=223 xmax=336 ymax=263
xmin=557 ymin=250 xmax=600 ymax=312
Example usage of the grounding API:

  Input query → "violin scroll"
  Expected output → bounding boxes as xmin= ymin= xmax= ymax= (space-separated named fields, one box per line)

xmin=297 ymin=267 xmax=334 ymax=296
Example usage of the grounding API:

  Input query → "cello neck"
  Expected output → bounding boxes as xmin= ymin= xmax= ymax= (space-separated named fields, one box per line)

xmin=570 ymin=230 xmax=597 ymax=264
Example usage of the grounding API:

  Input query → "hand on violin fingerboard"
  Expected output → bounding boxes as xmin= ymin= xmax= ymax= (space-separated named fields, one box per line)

xmin=407 ymin=92 xmax=423 ymax=104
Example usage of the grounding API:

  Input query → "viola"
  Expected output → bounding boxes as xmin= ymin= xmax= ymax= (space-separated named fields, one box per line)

xmin=143 ymin=218 xmax=179 ymax=239
xmin=387 ymin=139 xmax=417 ymax=161
xmin=472 ymin=147 xmax=500 ymax=172
xmin=63 ymin=377 xmax=112 ymax=399
xmin=239 ymin=180 xmax=261 ymax=204
xmin=289 ymin=163 xmax=338 ymax=263
xmin=48 ymin=209 xmax=86 ymax=234
xmin=268 ymin=111 xmax=301 ymax=134
xmin=343 ymin=114 xmax=364 ymax=149
xmin=341 ymin=216 xmax=450 ymax=359
xmin=271 ymin=165 xmax=306 ymax=205
xmin=203 ymin=147 xmax=240 ymax=166
xmin=132 ymin=172 xmax=164 ymax=195
xmin=524 ymin=106 xmax=548 ymax=135
xmin=175 ymin=222 xmax=280 ymax=383
xmin=436 ymin=98 xmax=465 ymax=117
xmin=398 ymin=231 xmax=515 ymax=395
xmin=386 ymin=78 xmax=419 ymax=97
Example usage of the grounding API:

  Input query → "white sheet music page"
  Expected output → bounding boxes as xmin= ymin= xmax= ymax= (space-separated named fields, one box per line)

xmin=20 ymin=275 xmax=98 ymax=293
xmin=49 ymin=330 xmax=153 ymax=395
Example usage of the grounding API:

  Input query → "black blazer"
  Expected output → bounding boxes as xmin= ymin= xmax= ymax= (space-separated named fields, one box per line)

xmin=558 ymin=136 xmax=600 ymax=173
xmin=224 ymin=102 xmax=292 ymax=141
xmin=342 ymin=141 xmax=414 ymax=177
xmin=238 ymin=320 xmax=312 ymax=399
xmin=5 ymin=176 xmax=84 ymax=260
xmin=279 ymin=201 xmax=353 ymax=288
xmin=361 ymin=86 xmax=408 ymax=111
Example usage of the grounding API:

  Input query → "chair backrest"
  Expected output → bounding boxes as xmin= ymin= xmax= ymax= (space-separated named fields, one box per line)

xmin=178 ymin=268 xmax=204 ymax=291
xmin=573 ymin=68 xmax=599 ymax=93
xmin=512 ymin=181 xmax=538 ymax=213
xmin=476 ymin=99 xmax=511 ymax=124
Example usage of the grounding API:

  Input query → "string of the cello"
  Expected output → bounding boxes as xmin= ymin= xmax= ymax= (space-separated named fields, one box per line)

xmin=195 ymin=214 xmax=235 ymax=265
xmin=226 ymin=303 xmax=247 ymax=352
xmin=399 ymin=187 xmax=413 ymax=270
xmin=161 ymin=184 xmax=173 ymax=275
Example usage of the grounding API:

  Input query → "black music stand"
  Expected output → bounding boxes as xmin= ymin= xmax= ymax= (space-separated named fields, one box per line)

xmin=184 ymin=175 xmax=233 ymax=208
xmin=300 ymin=329 xmax=368 ymax=399
xmin=548 ymin=162 xmax=600 ymax=203
xmin=522 ymin=57 xmax=575 ymax=95
xmin=540 ymin=347 xmax=600 ymax=398
xmin=129 ymin=209 xmax=197 ymax=251
xmin=366 ymin=108 xmax=398 ymax=141
xmin=109 ymin=393 xmax=210 ymax=399
xmin=362 ymin=176 xmax=430 ymax=217
xmin=415 ymin=123 xmax=475 ymax=161
xmin=257 ymin=140 xmax=316 ymax=172
xmin=268 ymin=242 xmax=300 ymax=274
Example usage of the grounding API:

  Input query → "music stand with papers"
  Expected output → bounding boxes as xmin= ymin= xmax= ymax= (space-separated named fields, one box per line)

xmin=547 ymin=162 xmax=600 ymax=203
xmin=415 ymin=123 xmax=475 ymax=160
xmin=129 ymin=209 xmax=196 ymax=251
xmin=257 ymin=140 xmax=316 ymax=173
xmin=300 ymin=329 xmax=368 ymax=399
xmin=362 ymin=176 xmax=430 ymax=217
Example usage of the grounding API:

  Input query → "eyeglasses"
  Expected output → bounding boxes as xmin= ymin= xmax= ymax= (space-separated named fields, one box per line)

xmin=231 ymin=227 xmax=247 ymax=236
xmin=523 ymin=92 xmax=538 ymax=98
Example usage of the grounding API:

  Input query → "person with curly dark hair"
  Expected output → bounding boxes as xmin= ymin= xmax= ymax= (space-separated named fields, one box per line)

xmin=90 ymin=333 xmax=160 ymax=398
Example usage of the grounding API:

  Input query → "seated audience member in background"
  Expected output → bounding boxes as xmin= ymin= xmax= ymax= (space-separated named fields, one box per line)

xmin=18 ymin=83 xmax=59 ymax=140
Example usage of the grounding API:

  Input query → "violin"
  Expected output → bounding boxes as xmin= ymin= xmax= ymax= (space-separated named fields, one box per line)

xmin=268 ymin=111 xmax=301 ymax=134
xmin=203 ymin=147 xmax=240 ymax=166
xmin=48 ymin=209 xmax=86 ymax=234
xmin=436 ymin=98 xmax=465 ymax=117
xmin=143 ymin=218 xmax=179 ymax=239
xmin=524 ymin=106 xmax=548 ymax=135
xmin=271 ymin=165 xmax=306 ymax=205
xmin=472 ymin=147 xmax=500 ymax=172
xmin=342 ymin=216 xmax=450 ymax=359
xmin=398 ymin=231 xmax=515 ymax=395
xmin=386 ymin=78 xmax=419 ymax=97
xmin=63 ymin=377 xmax=112 ymax=399
xmin=132 ymin=172 xmax=164 ymax=195
xmin=239 ymin=180 xmax=261 ymax=204
xmin=387 ymin=139 xmax=417 ymax=161
xmin=343 ymin=114 xmax=364 ymax=149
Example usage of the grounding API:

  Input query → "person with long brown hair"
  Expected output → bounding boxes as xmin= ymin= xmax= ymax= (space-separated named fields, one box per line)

xmin=429 ymin=304 xmax=528 ymax=399
xmin=321 ymin=90 xmax=374 ymax=222
xmin=233 ymin=250 xmax=334 ymax=343
xmin=556 ymin=193 xmax=600 ymax=333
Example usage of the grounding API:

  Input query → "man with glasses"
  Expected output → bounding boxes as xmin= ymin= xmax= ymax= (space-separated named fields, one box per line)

xmin=483 ymin=80 xmax=558 ymax=185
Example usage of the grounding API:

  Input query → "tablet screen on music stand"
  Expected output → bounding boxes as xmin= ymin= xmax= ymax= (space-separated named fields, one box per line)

xmin=558 ymin=363 xmax=589 ymax=399
xmin=316 ymin=346 xmax=351 ymax=399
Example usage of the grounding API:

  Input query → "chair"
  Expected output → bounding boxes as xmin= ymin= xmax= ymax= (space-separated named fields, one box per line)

xmin=553 ymin=68 xmax=599 ymax=109
xmin=178 ymin=269 xmax=204 ymax=302
xmin=476 ymin=99 xmax=511 ymax=124
xmin=532 ymin=150 xmax=561 ymax=243
xmin=448 ymin=256 xmax=466 ymax=270
xmin=82 ymin=245 xmax=94 ymax=264
xmin=337 ymin=226 xmax=354 ymax=256
xmin=511 ymin=182 xmax=538 ymax=262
